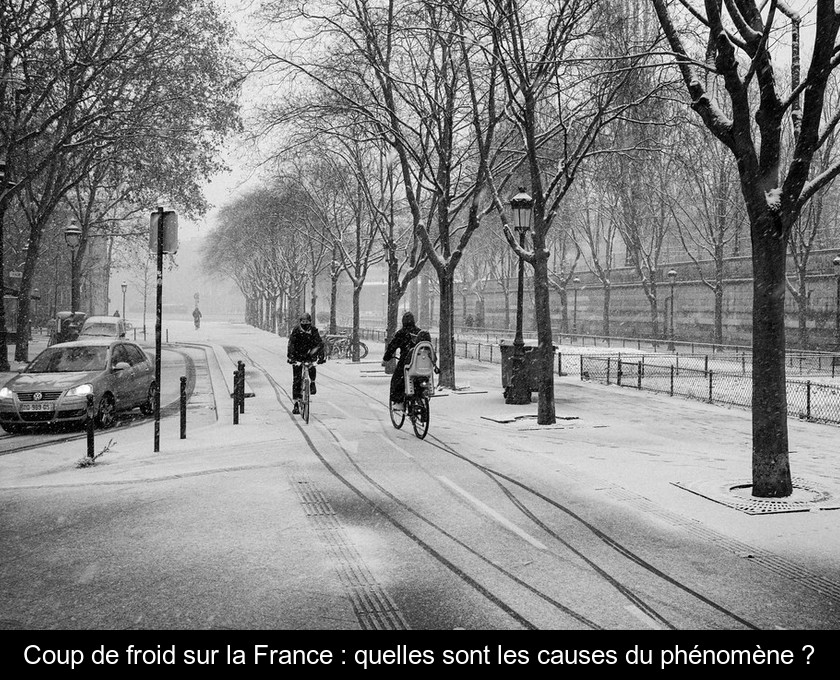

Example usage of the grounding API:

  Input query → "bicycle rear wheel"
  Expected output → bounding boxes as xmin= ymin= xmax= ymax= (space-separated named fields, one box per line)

xmin=411 ymin=397 xmax=429 ymax=439
xmin=389 ymin=400 xmax=405 ymax=429
xmin=302 ymin=379 xmax=311 ymax=424
xmin=358 ymin=341 xmax=369 ymax=359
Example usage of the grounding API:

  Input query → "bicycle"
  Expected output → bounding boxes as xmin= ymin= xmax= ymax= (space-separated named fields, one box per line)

xmin=293 ymin=360 xmax=315 ymax=424
xmin=389 ymin=376 xmax=431 ymax=439
xmin=324 ymin=334 xmax=369 ymax=360
xmin=388 ymin=340 xmax=436 ymax=439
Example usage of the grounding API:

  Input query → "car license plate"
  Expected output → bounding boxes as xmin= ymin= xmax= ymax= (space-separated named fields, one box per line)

xmin=20 ymin=402 xmax=55 ymax=412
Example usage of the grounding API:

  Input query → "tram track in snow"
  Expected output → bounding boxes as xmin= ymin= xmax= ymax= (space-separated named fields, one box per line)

xmin=236 ymin=343 xmax=759 ymax=630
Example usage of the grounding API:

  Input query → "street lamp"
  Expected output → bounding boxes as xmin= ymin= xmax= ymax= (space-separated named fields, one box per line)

xmin=572 ymin=277 xmax=581 ymax=336
xmin=121 ymin=280 xmax=127 ymax=319
xmin=667 ymin=269 xmax=677 ymax=351
xmin=505 ymin=187 xmax=533 ymax=405
xmin=64 ymin=220 xmax=82 ymax=312
xmin=833 ymin=255 xmax=840 ymax=348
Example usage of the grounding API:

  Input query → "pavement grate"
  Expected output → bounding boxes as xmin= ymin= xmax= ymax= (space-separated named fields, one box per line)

xmin=671 ymin=477 xmax=840 ymax=515
xmin=290 ymin=475 xmax=410 ymax=631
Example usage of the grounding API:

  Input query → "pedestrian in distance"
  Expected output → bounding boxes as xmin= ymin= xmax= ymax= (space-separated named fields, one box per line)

xmin=193 ymin=306 xmax=202 ymax=329
xmin=287 ymin=312 xmax=325 ymax=414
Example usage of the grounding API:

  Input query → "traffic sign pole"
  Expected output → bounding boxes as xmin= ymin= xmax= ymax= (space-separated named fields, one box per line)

xmin=154 ymin=206 xmax=164 ymax=453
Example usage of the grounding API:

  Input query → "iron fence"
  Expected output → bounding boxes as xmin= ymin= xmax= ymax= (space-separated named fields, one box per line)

xmin=356 ymin=326 xmax=840 ymax=427
xmin=579 ymin=355 xmax=840 ymax=426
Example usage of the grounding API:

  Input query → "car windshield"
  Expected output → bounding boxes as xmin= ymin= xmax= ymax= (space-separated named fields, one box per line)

xmin=80 ymin=323 xmax=118 ymax=336
xmin=27 ymin=346 xmax=109 ymax=373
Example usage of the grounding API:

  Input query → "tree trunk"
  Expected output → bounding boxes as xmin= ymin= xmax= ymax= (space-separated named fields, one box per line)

xmin=329 ymin=271 xmax=338 ymax=335
xmin=751 ymin=219 xmax=792 ymax=497
xmin=437 ymin=273 xmax=455 ymax=389
xmin=533 ymin=253 xmax=556 ymax=425
xmin=0 ymin=202 xmax=8 ymax=371
xmin=797 ymin=272 xmax=808 ymax=350
xmin=602 ymin=284 xmax=611 ymax=337
xmin=310 ymin=272 xmax=318 ymax=322
xmin=559 ymin=287 xmax=568 ymax=335
xmin=352 ymin=284 xmax=361 ymax=362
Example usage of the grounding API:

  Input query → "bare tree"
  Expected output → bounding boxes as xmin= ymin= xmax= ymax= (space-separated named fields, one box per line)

xmin=481 ymin=0 xmax=664 ymax=424
xmin=652 ymin=0 xmax=840 ymax=497
xmin=666 ymin=121 xmax=746 ymax=346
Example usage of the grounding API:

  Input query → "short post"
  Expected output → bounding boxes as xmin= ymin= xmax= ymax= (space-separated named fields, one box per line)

xmin=806 ymin=381 xmax=811 ymax=420
xmin=606 ymin=357 xmax=611 ymax=385
xmin=557 ymin=352 xmax=562 ymax=376
xmin=180 ymin=376 xmax=187 ymax=439
xmin=670 ymin=364 xmax=674 ymax=396
xmin=166 ymin=329 xmax=169 ymax=343
xmin=237 ymin=361 xmax=245 ymax=414
xmin=704 ymin=355 xmax=709 ymax=375
xmin=86 ymin=394 xmax=95 ymax=458
xmin=637 ymin=361 xmax=642 ymax=389
xmin=708 ymin=370 xmax=713 ymax=403
xmin=579 ymin=355 xmax=584 ymax=380
xmin=617 ymin=359 xmax=623 ymax=386
xmin=233 ymin=372 xmax=239 ymax=424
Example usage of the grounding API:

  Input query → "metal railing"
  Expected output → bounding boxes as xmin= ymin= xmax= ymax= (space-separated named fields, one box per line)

xmin=355 ymin=325 xmax=840 ymax=427
xmin=579 ymin=355 xmax=840 ymax=426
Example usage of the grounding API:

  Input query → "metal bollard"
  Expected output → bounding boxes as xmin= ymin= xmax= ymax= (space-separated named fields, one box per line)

xmin=237 ymin=361 xmax=245 ymax=414
xmin=180 ymin=376 xmax=187 ymax=439
xmin=166 ymin=329 xmax=169 ymax=343
xmin=86 ymin=394 xmax=95 ymax=458
xmin=233 ymin=371 xmax=239 ymax=424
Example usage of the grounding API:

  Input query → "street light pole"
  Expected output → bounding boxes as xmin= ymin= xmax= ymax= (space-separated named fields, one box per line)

xmin=64 ymin=221 xmax=82 ymax=312
xmin=668 ymin=269 xmax=677 ymax=351
xmin=833 ymin=255 xmax=840 ymax=348
xmin=506 ymin=188 xmax=533 ymax=405
xmin=121 ymin=280 xmax=127 ymax=319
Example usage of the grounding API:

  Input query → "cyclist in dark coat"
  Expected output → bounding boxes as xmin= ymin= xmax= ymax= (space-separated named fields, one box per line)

xmin=383 ymin=311 xmax=425 ymax=408
xmin=287 ymin=312 xmax=325 ymax=413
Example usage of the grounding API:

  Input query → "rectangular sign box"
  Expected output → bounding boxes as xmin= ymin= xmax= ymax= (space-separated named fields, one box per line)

xmin=149 ymin=210 xmax=179 ymax=254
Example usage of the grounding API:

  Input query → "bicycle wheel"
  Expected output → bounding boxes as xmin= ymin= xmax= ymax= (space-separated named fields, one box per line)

xmin=302 ymin=378 xmax=311 ymax=424
xmin=389 ymin=400 xmax=405 ymax=429
xmin=358 ymin=341 xmax=369 ymax=359
xmin=411 ymin=397 xmax=429 ymax=439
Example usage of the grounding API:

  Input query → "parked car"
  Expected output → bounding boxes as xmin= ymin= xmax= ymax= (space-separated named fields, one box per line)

xmin=0 ymin=339 xmax=156 ymax=433
xmin=78 ymin=315 xmax=127 ymax=339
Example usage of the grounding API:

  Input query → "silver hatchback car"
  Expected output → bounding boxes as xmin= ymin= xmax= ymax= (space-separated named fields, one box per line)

xmin=0 ymin=339 xmax=156 ymax=434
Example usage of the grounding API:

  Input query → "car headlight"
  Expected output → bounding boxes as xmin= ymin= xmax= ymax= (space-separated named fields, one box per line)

xmin=66 ymin=384 xmax=93 ymax=397
xmin=0 ymin=387 xmax=13 ymax=399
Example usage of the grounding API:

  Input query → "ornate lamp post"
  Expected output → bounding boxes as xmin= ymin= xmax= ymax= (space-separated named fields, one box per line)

xmin=572 ymin=277 xmax=581 ymax=336
xmin=667 ymin=269 xmax=677 ymax=351
xmin=505 ymin=187 xmax=533 ymax=405
xmin=833 ymin=255 xmax=840 ymax=348
xmin=121 ymin=280 xmax=128 ymax=319
xmin=64 ymin=221 xmax=82 ymax=311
